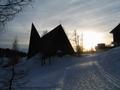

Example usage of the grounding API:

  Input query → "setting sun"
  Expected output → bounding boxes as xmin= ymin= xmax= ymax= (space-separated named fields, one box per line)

xmin=82 ymin=31 xmax=103 ymax=51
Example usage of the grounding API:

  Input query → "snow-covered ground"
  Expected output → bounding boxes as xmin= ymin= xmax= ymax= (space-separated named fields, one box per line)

xmin=0 ymin=47 xmax=120 ymax=90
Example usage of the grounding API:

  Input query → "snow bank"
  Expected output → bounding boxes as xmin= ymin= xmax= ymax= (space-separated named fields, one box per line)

xmin=17 ymin=54 xmax=82 ymax=88
xmin=0 ymin=47 xmax=120 ymax=89
xmin=97 ymin=46 xmax=120 ymax=79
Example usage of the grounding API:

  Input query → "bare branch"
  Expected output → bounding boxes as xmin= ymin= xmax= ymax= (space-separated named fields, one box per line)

xmin=0 ymin=0 xmax=32 ymax=23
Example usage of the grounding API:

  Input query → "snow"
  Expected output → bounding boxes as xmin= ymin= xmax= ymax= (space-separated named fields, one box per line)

xmin=0 ymin=47 xmax=120 ymax=90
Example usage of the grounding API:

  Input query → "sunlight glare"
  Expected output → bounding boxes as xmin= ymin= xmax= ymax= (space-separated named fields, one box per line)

xmin=83 ymin=31 xmax=103 ymax=51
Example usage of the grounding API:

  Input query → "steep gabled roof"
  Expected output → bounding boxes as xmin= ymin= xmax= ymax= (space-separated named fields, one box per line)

xmin=41 ymin=24 xmax=74 ymax=55
xmin=27 ymin=24 xmax=75 ymax=59
xmin=27 ymin=23 xmax=41 ymax=59
xmin=110 ymin=23 xmax=120 ymax=33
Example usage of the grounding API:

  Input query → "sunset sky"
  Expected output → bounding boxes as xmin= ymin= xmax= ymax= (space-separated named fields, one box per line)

xmin=0 ymin=0 xmax=120 ymax=51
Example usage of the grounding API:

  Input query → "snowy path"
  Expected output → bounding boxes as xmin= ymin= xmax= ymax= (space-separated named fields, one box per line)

xmin=1 ymin=55 xmax=119 ymax=90
xmin=26 ymin=56 xmax=120 ymax=90
xmin=60 ymin=60 xmax=120 ymax=90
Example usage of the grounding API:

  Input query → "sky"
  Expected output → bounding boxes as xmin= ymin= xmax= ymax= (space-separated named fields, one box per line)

xmin=0 ymin=0 xmax=120 ymax=51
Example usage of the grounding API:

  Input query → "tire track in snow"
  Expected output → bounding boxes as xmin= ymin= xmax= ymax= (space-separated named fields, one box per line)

xmin=95 ymin=62 xmax=120 ymax=88
xmin=61 ymin=61 xmax=119 ymax=90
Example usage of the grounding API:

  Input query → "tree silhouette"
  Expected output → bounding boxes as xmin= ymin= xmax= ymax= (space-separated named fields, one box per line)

xmin=0 ymin=0 xmax=32 ymax=31
xmin=41 ymin=30 xmax=48 ymax=37
xmin=73 ymin=30 xmax=83 ymax=55
xmin=76 ymin=45 xmax=82 ymax=55
xmin=9 ymin=36 xmax=19 ymax=90
xmin=12 ymin=36 xmax=18 ymax=50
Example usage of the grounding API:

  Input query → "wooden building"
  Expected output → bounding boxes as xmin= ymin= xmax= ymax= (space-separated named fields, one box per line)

xmin=110 ymin=23 xmax=120 ymax=47
xmin=27 ymin=23 xmax=41 ymax=58
xmin=28 ymin=24 xmax=75 ymax=58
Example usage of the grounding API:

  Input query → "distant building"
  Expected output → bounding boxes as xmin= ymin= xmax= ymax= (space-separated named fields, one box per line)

xmin=28 ymin=24 xmax=75 ymax=59
xmin=110 ymin=23 xmax=120 ymax=47
xmin=95 ymin=43 xmax=113 ymax=51
xmin=96 ymin=43 xmax=105 ymax=49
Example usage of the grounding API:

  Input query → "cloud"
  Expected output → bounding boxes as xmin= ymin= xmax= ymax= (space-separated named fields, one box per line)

xmin=0 ymin=0 xmax=120 ymax=48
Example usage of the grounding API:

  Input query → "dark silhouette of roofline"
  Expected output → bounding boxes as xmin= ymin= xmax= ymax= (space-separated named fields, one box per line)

xmin=41 ymin=24 xmax=75 ymax=55
xmin=27 ymin=24 xmax=75 ymax=59
xmin=42 ymin=24 xmax=63 ymax=38
xmin=27 ymin=23 xmax=41 ymax=59
xmin=110 ymin=23 xmax=120 ymax=33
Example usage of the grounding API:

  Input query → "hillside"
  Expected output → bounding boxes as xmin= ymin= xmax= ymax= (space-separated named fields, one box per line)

xmin=0 ymin=47 xmax=120 ymax=90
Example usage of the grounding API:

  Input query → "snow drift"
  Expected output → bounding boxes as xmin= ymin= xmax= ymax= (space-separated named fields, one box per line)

xmin=0 ymin=46 xmax=120 ymax=89
xmin=97 ymin=46 xmax=120 ymax=79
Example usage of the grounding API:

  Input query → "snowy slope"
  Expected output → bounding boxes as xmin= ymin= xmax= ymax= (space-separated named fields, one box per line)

xmin=97 ymin=47 xmax=120 ymax=79
xmin=0 ymin=47 xmax=120 ymax=90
